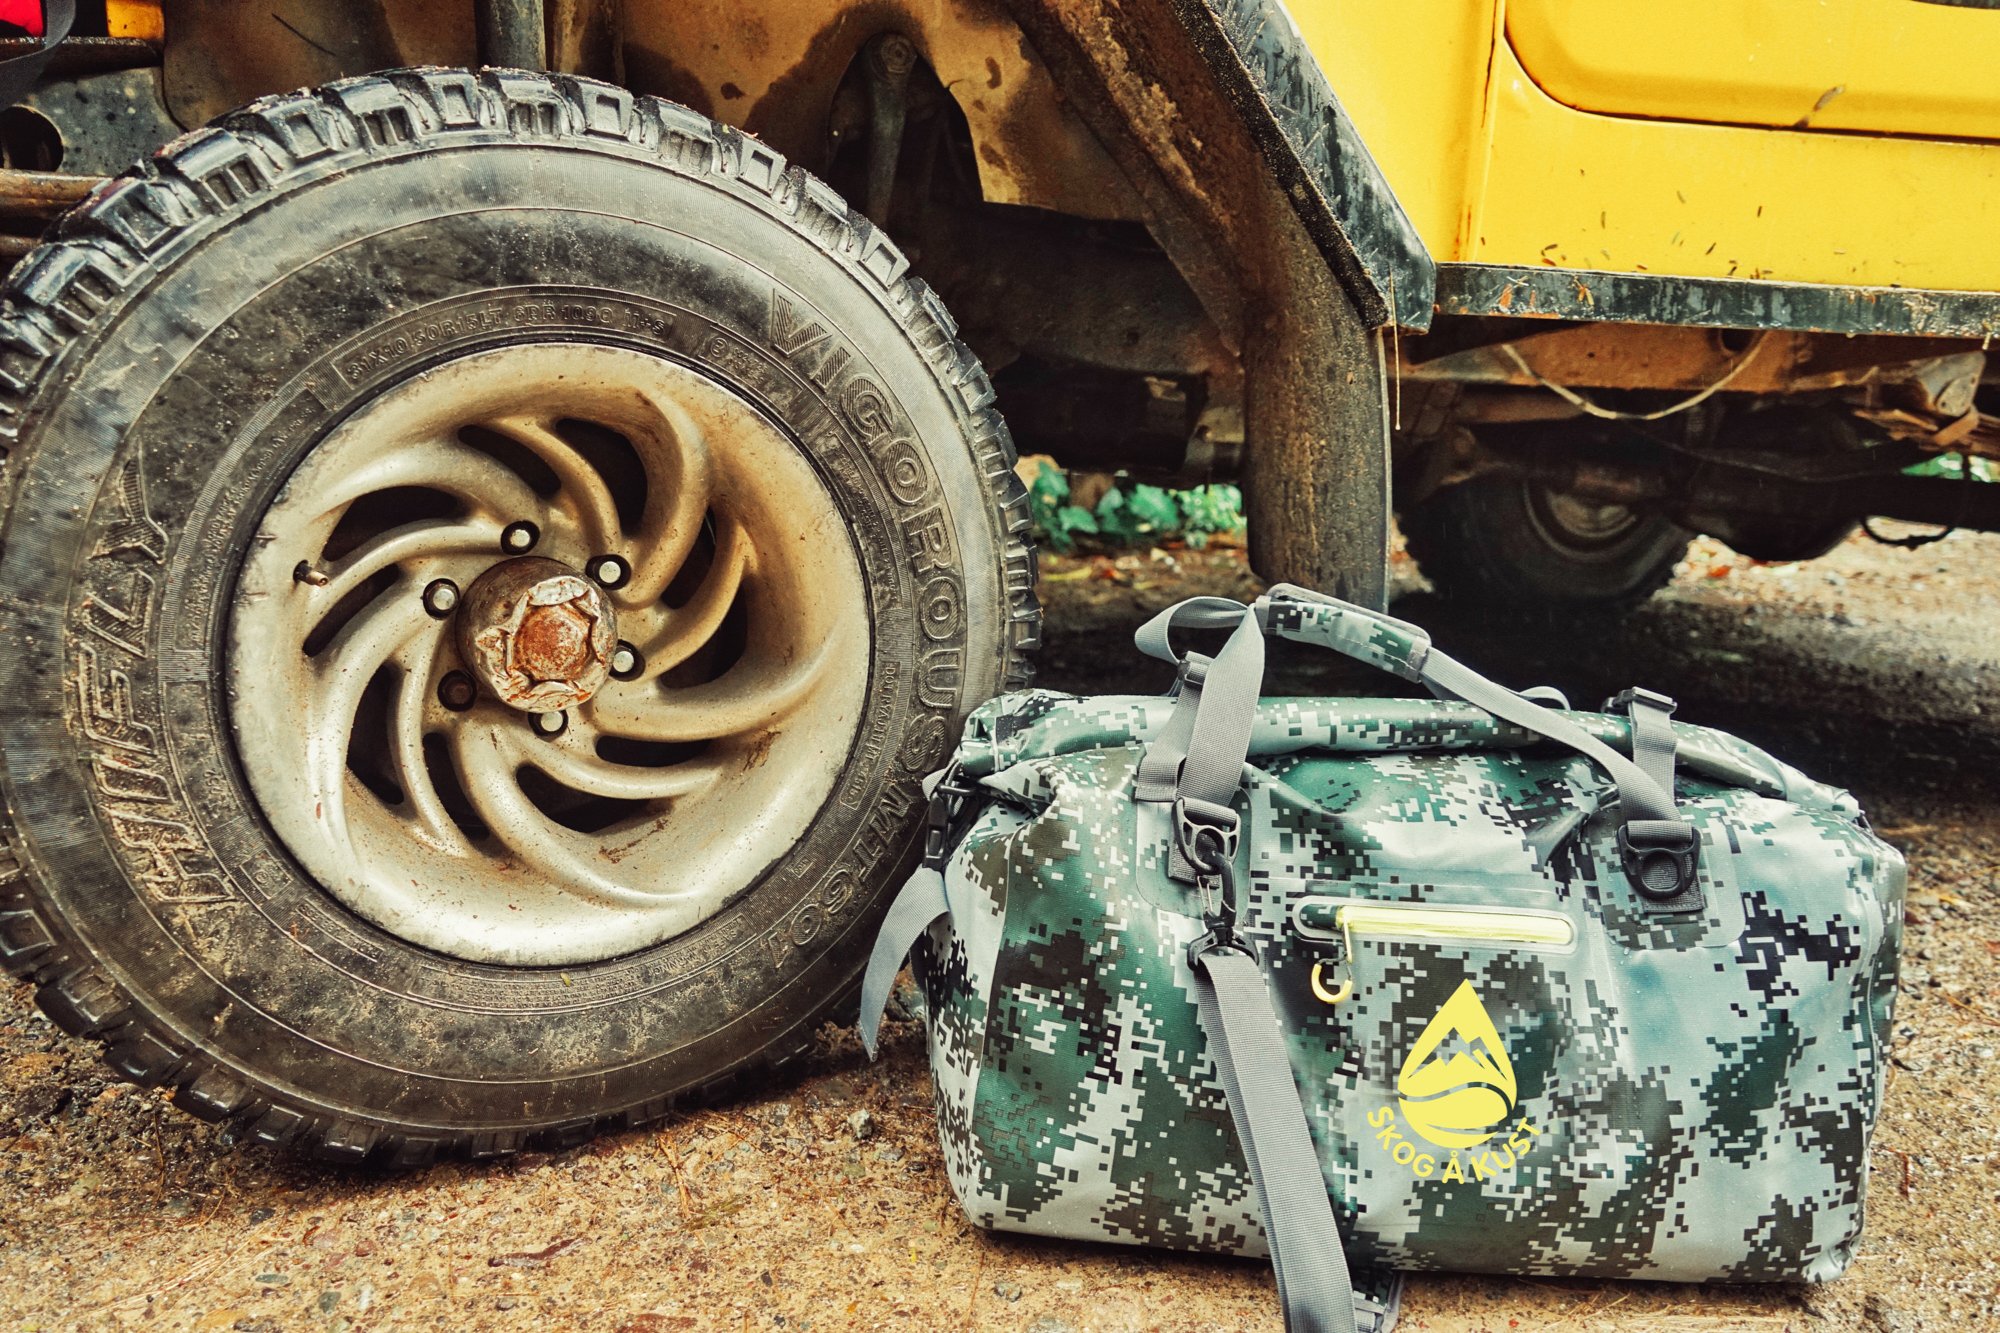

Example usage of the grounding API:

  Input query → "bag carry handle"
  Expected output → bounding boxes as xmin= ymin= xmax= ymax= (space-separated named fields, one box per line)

xmin=1135 ymin=584 xmax=1701 ymax=910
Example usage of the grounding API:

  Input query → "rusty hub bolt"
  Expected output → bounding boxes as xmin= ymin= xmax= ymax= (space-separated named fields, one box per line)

xmin=422 ymin=578 xmax=460 ymax=619
xmin=456 ymin=556 xmax=618 ymax=715
xmin=587 ymin=553 xmax=629 ymax=589
xmin=500 ymin=520 xmax=540 ymax=555
xmin=869 ymin=32 xmax=918 ymax=79
xmin=437 ymin=669 xmax=477 ymax=712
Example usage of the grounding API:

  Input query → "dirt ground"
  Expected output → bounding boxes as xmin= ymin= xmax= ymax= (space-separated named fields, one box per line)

xmin=4 ymin=526 xmax=1998 ymax=1333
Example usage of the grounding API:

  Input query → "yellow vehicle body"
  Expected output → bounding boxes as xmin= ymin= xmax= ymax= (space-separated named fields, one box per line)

xmin=1300 ymin=0 xmax=2000 ymax=298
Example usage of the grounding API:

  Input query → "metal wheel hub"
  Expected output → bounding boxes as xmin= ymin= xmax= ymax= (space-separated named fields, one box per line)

xmin=226 ymin=343 xmax=870 ymax=966
xmin=1525 ymin=481 xmax=1645 ymax=554
xmin=458 ymin=557 xmax=617 ymax=714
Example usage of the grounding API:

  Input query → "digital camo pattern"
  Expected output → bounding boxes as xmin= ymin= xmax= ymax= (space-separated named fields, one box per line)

xmin=1261 ymin=590 xmax=1431 ymax=682
xmin=908 ymin=689 xmax=1903 ymax=1283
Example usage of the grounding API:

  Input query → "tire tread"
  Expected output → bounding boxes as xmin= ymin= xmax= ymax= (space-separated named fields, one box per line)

xmin=0 ymin=67 xmax=1039 ymax=1162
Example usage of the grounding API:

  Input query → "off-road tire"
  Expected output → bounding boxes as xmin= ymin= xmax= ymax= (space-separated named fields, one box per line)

xmin=0 ymin=69 xmax=1038 ymax=1163
xmin=1402 ymin=477 xmax=1690 ymax=616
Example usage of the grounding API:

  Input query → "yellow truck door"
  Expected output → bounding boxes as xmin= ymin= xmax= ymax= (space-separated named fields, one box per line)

xmin=1507 ymin=0 xmax=2000 ymax=141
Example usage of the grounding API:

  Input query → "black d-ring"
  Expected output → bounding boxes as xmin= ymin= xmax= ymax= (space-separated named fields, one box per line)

xmin=1618 ymin=824 xmax=1703 ymax=913
xmin=1187 ymin=825 xmax=1240 ymax=908
xmin=1187 ymin=824 xmax=1231 ymax=877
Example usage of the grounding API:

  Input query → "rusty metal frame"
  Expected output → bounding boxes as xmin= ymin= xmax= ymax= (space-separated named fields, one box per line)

xmin=1436 ymin=263 xmax=2000 ymax=340
xmin=1404 ymin=322 xmax=1989 ymax=396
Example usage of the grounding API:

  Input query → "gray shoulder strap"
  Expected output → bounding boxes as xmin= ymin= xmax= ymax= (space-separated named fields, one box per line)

xmin=1189 ymin=941 xmax=1360 ymax=1333
xmin=1610 ymin=687 xmax=1679 ymax=800
xmin=1143 ymin=607 xmax=1269 ymax=880
xmin=857 ymin=866 xmax=949 ymax=1059
xmin=1133 ymin=650 xmax=1212 ymax=803
xmin=1133 ymin=595 xmax=1261 ymax=804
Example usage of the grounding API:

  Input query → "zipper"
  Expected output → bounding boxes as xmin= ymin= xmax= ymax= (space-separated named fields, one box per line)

xmin=1295 ymin=899 xmax=1576 ymax=1005
xmin=1324 ymin=902 xmax=1574 ymax=947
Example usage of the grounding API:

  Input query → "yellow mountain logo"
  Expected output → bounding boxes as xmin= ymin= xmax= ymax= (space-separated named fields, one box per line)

xmin=1396 ymin=980 xmax=1518 ymax=1149
xmin=1365 ymin=980 xmax=1542 ymax=1183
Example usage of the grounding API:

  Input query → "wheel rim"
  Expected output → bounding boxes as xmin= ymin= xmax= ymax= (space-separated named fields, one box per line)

xmin=1522 ymin=481 xmax=1648 ymax=557
xmin=228 ymin=343 xmax=871 ymax=966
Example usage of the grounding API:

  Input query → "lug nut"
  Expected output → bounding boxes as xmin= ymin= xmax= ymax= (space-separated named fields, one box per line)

xmin=531 ymin=709 xmax=569 ymax=739
xmin=500 ymin=521 xmax=540 ymax=554
xmin=609 ymin=641 xmax=641 ymax=680
xmin=422 ymin=578 xmax=460 ymax=618
xmin=587 ymin=554 xmax=630 ymax=589
xmin=437 ymin=670 xmax=477 ymax=712
xmin=458 ymin=557 xmax=618 ymax=714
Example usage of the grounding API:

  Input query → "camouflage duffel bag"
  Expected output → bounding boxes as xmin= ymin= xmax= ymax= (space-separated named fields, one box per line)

xmin=858 ymin=583 xmax=1904 ymax=1333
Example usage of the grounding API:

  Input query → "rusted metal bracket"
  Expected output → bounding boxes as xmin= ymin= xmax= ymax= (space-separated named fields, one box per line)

xmin=0 ymin=168 xmax=105 ymax=266
xmin=1437 ymin=262 xmax=2000 ymax=340
xmin=476 ymin=0 xmax=546 ymax=70
xmin=546 ymin=0 xmax=619 ymax=81
xmin=0 ymin=167 xmax=98 ymax=219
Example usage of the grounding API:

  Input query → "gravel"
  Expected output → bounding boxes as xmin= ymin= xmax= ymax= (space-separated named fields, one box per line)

xmin=3 ymin=523 xmax=1997 ymax=1331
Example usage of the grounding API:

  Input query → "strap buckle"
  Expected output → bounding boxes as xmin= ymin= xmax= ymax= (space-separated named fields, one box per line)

xmin=1604 ymin=685 xmax=1677 ymax=715
xmin=1618 ymin=822 xmax=1702 ymax=908
xmin=1182 ymin=822 xmax=1253 ymax=968
xmin=1187 ymin=917 xmax=1258 ymax=970
xmin=922 ymin=762 xmax=979 ymax=867
xmin=1170 ymin=651 xmax=1212 ymax=698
